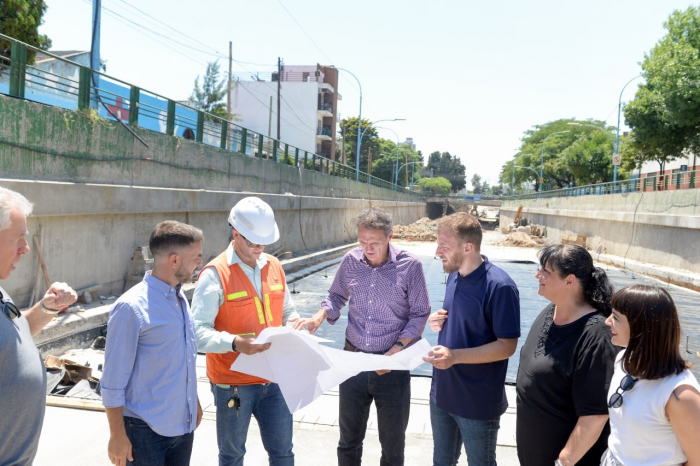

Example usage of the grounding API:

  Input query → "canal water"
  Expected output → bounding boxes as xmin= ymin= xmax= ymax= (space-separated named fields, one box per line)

xmin=291 ymin=242 xmax=700 ymax=382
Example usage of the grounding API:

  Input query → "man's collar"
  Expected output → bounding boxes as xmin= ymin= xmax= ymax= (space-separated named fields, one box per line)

xmin=144 ymin=271 xmax=179 ymax=295
xmin=456 ymin=255 xmax=491 ymax=283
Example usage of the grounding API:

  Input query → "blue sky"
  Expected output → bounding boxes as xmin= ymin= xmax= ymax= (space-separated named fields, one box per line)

xmin=41 ymin=0 xmax=697 ymax=186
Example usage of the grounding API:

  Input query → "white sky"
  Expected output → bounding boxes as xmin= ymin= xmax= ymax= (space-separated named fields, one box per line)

xmin=40 ymin=0 xmax=696 ymax=185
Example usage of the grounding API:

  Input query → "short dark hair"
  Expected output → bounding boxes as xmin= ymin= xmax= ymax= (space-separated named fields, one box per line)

xmin=538 ymin=243 xmax=613 ymax=315
xmin=436 ymin=212 xmax=482 ymax=251
xmin=611 ymin=285 xmax=689 ymax=380
xmin=352 ymin=208 xmax=393 ymax=236
xmin=149 ymin=221 xmax=204 ymax=257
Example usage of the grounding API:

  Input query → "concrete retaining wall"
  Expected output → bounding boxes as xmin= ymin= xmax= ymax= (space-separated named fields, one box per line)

xmin=0 ymin=94 xmax=418 ymax=202
xmin=3 ymin=178 xmax=425 ymax=308
xmin=500 ymin=189 xmax=700 ymax=274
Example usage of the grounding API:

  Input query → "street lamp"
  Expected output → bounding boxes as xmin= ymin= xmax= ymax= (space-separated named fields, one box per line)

xmin=374 ymin=126 xmax=401 ymax=187
xmin=331 ymin=66 xmax=363 ymax=181
xmin=397 ymin=161 xmax=423 ymax=191
xmin=540 ymin=131 xmax=570 ymax=192
xmin=512 ymin=164 xmax=541 ymax=196
xmin=358 ymin=119 xmax=405 ymax=182
xmin=614 ymin=75 xmax=644 ymax=184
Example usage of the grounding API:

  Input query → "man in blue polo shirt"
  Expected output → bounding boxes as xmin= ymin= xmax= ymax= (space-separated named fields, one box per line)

xmin=423 ymin=212 xmax=520 ymax=466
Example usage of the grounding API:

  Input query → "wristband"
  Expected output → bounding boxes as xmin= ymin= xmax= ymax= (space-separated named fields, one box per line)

xmin=39 ymin=301 xmax=60 ymax=315
xmin=231 ymin=336 xmax=237 ymax=352
xmin=393 ymin=341 xmax=405 ymax=349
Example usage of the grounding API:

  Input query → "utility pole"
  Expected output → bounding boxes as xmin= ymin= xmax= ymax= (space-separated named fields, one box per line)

xmin=90 ymin=0 xmax=101 ymax=109
xmin=367 ymin=147 xmax=372 ymax=177
xmin=268 ymin=96 xmax=273 ymax=137
xmin=340 ymin=120 xmax=346 ymax=165
xmin=277 ymin=57 xmax=282 ymax=141
xmin=226 ymin=41 xmax=232 ymax=150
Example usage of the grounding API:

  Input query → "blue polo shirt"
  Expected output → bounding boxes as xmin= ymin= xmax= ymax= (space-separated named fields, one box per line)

xmin=430 ymin=256 xmax=520 ymax=420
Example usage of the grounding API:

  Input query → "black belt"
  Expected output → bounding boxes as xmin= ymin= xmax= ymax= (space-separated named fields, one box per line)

xmin=344 ymin=339 xmax=387 ymax=355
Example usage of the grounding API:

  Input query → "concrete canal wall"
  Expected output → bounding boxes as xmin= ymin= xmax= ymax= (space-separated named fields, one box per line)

xmin=500 ymin=189 xmax=700 ymax=276
xmin=0 ymin=95 xmax=426 ymax=307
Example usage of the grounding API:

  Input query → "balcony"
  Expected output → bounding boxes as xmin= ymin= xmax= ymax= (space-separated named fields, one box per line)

xmin=319 ymin=82 xmax=335 ymax=94
xmin=316 ymin=126 xmax=332 ymax=141
xmin=318 ymin=103 xmax=333 ymax=118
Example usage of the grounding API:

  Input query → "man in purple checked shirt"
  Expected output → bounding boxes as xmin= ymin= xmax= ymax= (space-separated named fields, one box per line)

xmin=294 ymin=207 xmax=431 ymax=466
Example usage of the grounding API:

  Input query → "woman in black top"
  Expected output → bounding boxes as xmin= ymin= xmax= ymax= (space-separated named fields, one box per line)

xmin=516 ymin=244 xmax=618 ymax=466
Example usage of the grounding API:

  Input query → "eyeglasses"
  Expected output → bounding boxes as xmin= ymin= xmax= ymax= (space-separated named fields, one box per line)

xmin=1 ymin=291 xmax=20 ymax=321
xmin=239 ymin=234 xmax=263 ymax=249
xmin=608 ymin=374 xmax=638 ymax=408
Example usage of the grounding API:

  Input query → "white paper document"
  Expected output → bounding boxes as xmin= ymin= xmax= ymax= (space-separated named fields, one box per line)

xmin=230 ymin=328 xmax=433 ymax=413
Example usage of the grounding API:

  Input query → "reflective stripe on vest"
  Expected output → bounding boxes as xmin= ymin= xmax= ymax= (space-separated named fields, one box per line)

xmin=227 ymin=291 xmax=248 ymax=301
xmin=254 ymin=297 xmax=265 ymax=324
xmin=269 ymin=284 xmax=284 ymax=292
xmin=264 ymin=294 xmax=273 ymax=323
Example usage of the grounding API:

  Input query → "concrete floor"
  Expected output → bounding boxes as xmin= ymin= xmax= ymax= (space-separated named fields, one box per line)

xmin=36 ymin=353 xmax=520 ymax=466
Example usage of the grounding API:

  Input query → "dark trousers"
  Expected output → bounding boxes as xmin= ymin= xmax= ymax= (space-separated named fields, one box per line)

xmin=337 ymin=370 xmax=411 ymax=466
xmin=124 ymin=416 xmax=194 ymax=466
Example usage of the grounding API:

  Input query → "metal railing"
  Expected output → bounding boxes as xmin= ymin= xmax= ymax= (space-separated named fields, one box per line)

xmin=0 ymin=33 xmax=423 ymax=198
xmin=503 ymin=169 xmax=699 ymax=200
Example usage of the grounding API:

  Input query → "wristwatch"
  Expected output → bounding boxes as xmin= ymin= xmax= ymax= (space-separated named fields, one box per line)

xmin=555 ymin=459 xmax=565 ymax=466
xmin=232 ymin=336 xmax=237 ymax=352
xmin=393 ymin=341 xmax=405 ymax=349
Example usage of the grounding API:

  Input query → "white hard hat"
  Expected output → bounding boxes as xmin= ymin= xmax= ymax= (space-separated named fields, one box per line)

xmin=228 ymin=197 xmax=280 ymax=245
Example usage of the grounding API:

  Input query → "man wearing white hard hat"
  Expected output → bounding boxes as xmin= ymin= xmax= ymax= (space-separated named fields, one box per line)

xmin=191 ymin=196 xmax=298 ymax=466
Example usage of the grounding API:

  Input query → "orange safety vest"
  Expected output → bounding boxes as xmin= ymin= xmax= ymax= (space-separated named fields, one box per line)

xmin=199 ymin=251 xmax=286 ymax=385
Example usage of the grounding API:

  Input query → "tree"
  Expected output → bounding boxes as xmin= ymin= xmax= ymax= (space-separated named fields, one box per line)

xmin=471 ymin=174 xmax=483 ymax=194
xmin=427 ymin=151 xmax=466 ymax=192
xmin=498 ymin=118 xmax=617 ymax=190
xmin=0 ymin=0 xmax=52 ymax=65
xmin=418 ymin=176 xmax=452 ymax=195
xmin=339 ymin=117 xmax=380 ymax=175
xmin=189 ymin=61 xmax=227 ymax=120
xmin=623 ymin=6 xmax=700 ymax=166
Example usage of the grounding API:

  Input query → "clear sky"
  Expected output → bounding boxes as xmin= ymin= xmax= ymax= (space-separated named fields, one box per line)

xmin=40 ymin=0 xmax=697 ymax=186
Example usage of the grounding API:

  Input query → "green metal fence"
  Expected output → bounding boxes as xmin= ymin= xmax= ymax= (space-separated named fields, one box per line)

xmin=0 ymin=33 xmax=423 ymax=198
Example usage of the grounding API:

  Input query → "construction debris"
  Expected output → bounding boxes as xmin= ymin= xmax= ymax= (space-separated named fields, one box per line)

xmin=393 ymin=217 xmax=438 ymax=242
xmin=562 ymin=233 xmax=588 ymax=248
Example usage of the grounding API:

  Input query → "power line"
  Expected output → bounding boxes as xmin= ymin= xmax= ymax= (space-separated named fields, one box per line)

xmin=275 ymin=0 xmax=333 ymax=64
xmin=81 ymin=0 xmax=207 ymax=67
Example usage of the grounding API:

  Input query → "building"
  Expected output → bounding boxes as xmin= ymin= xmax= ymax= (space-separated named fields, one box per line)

xmin=231 ymin=64 xmax=340 ymax=159
xmin=402 ymin=137 xmax=416 ymax=150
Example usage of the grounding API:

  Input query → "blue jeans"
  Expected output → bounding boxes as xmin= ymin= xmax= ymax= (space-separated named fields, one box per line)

xmin=430 ymin=402 xmax=500 ymax=466
xmin=338 ymin=370 xmax=411 ymax=466
xmin=123 ymin=416 xmax=194 ymax=466
xmin=211 ymin=383 xmax=294 ymax=466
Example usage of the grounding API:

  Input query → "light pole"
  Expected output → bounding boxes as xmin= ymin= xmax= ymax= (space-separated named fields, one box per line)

xmin=331 ymin=67 xmax=363 ymax=181
xmin=358 ymin=119 xmax=405 ymax=182
xmin=512 ymin=164 xmax=541 ymax=196
xmin=540 ymin=131 xmax=570 ymax=192
xmin=397 ymin=161 xmax=422 ymax=190
xmin=374 ymin=126 xmax=401 ymax=187
xmin=614 ymin=75 xmax=643 ymax=184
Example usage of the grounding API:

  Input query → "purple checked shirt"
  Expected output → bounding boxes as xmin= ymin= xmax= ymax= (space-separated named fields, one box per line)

xmin=320 ymin=243 xmax=431 ymax=352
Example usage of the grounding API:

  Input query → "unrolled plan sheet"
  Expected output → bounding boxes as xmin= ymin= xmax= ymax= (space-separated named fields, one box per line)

xmin=230 ymin=327 xmax=432 ymax=413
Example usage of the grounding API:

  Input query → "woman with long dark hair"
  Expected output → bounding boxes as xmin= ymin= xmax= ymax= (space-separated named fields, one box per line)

xmin=516 ymin=244 xmax=618 ymax=466
xmin=602 ymin=285 xmax=700 ymax=465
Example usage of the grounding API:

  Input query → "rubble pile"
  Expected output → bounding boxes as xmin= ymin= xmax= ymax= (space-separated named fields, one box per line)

xmin=493 ymin=231 xmax=545 ymax=248
xmin=393 ymin=217 xmax=438 ymax=242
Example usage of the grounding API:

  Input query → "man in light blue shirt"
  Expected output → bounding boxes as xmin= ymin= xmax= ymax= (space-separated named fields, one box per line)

xmin=102 ymin=221 xmax=204 ymax=466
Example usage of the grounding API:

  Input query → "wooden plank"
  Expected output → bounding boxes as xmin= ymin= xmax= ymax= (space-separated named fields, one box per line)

xmin=46 ymin=395 xmax=104 ymax=412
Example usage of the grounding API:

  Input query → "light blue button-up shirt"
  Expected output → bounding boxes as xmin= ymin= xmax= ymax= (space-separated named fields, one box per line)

xmin=101 ymin=273 xmax=198 ymax=437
